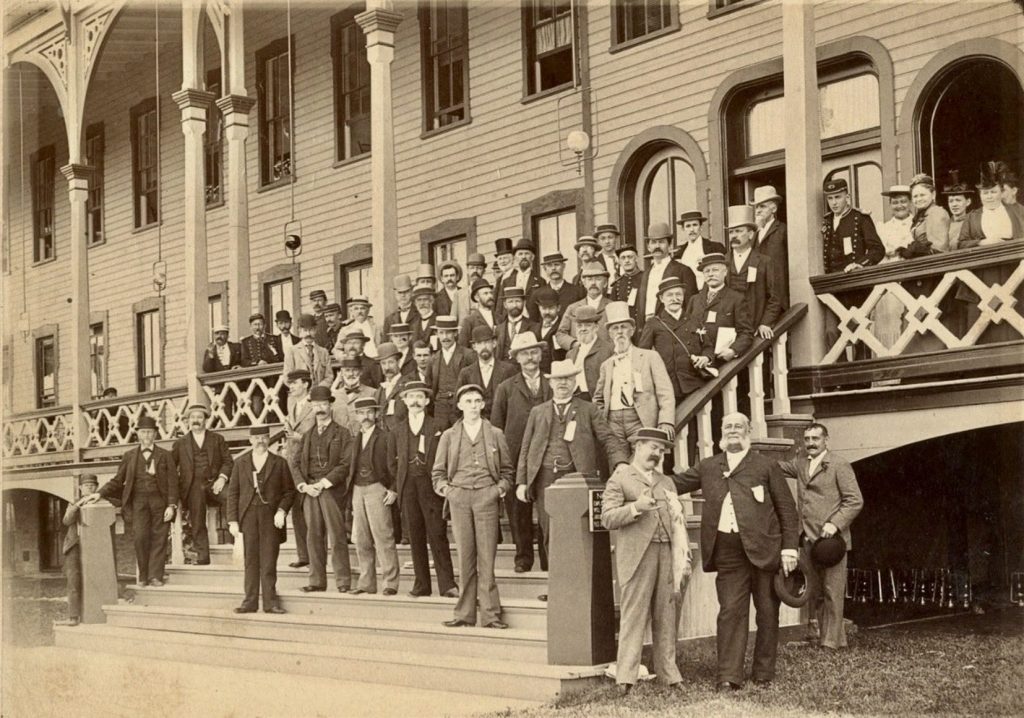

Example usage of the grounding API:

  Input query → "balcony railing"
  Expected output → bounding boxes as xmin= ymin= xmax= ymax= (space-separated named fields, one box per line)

xmin=2 ymin=405 xmax=75 ymax=462
xmin=199 ymin=364 xmax=288 ymax=428
xmin=82 ymin=387 xmax=190 ymax=448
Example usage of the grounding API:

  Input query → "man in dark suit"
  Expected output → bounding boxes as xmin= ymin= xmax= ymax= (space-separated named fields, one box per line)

xmin=638 ymin=276 xmax=696 ymax=400
xmin=202 ymin=324 xmax=241 ymax=372
xmin=458 ymin=278 xmax=497 ymax=348
xmin=491 ymin=332 xmax=552 ymax=572
xmin=778 ymin=422 xmax=863 ymax=649
xmin=498 ymin=239 xmax=546 ymax=321
xmin=674 ymin=412 xmax=800 ymax=691
xmin=457 ymin=326 xmax=517 ymax=421
xmin=435 ymin=259 xmax=464 ymax=320
xmin=570 ymin=236 xmax=600 ymax=286
xmin=274 ymin=310 xmax=300 ymax=347
xmin=172 ymin=401 xmax=233 ymax=565
xmin=376 ymin=342 xmax=408 ymax=432
xmin=556 ymin=263 xmax=611 ymax=354
xmin=610 ymin=243 xmax=644 ymax=321
xmin=429 ymin=316 xmax=477 ymax=428
xmin=309 ymin=289 xmax=331 ymax=349
xmin=674 ymin=210 xmax=726 ymax=292
xmin=495 ymin=287 xmax=540 ymax=362
xmin=382 ymin=275 xmax=419 ymax=339
xmin=410 ymin=340 xmax=433 ymax=385
xmin=347 ymin=397 xmax=400 ymax=596
xmin=564 ymin=305 xmax=611 ymax=401
xmin=411 ymin=287 xmax=438 ymax=349
xmin=387 ymin=323 xmax=417 ymax=378
xmin=321 ymin=303 xmax=345 ymax=353
xmin=226 ymin=425 xmax=294 ymax=614
xmin=594 ymin=223 xmax=621 ymax=281
xmin=516 ymin=360 xmax=628 ymax=570
xmin=725 ymin=205 xmax=784 ymax=340
xmin=534 ymin=287 xmax=563 ymax=372
xmin=635 ymin=222 xmax=698 ymax=337
xmin=296 ymin=386 xmax=353 ymax=593
xmin=387 ymin=380 xmax=457 ymax=598
xmin=85 ymin=415 xmax=178 ymax=586
xmin=751 ymin=186 xmax=790 ymax=307
xmin=240 ymin=313 xmax=283 ymax=366
xmin=281 ymin=370 xmax=317 ymax=568
xmin=540 ymin=252 xmax=585 ymax=316
xmin=492 ymin=237 xmax=517 ymax=324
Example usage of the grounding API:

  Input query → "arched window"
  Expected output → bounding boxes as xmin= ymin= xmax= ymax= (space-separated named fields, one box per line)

xmin=633 ymin=147 xmax=697 ymax=243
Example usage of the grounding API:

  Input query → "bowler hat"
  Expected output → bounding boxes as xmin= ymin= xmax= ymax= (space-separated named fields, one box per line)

xmin=470 ymin=277 xmax=493 ymax=300
xmin=508 ymin=331 xmax=546 ymax=356
xmin=533 ymin=286 xmax=559 ymax=307
xmin=456 ymin=384 xmax=486 ymax=402
xmin=545 ymin=360 xmax=580 ymax=379
xmin=773 ymin=552 xmax=813 ymax=608
xmin=249 ymin=425 xmax=270 ymax=436
xmin=514 ymin=238 xmax=536 ymax=254
xmin=594 ymin=223 xmax=621 ymax=236
xmin=287 ymin=369 xmax=312 ymax=383
xmin=399 ymin=379 xmax=432 ymax=397
xmin=749 ymin=185 xmax=783 ymax=206
xmin=676 ymin=210 xmax=708 ymax=225
xmin=137 ymin=416 xmax=158 ymax=431
xmin=388 ymin=322 xmax=412 ymax=336
xmin=439 ymin=259 xmax=463 ymax=282
xmin=604 ymin=301 xmax=634 ymax=327
xmin=503 ymin=287 xmax=526 ymax=301
xmin=470 ymin=325 xmax=496 ymax=344
xmin=726 ymin=205 xmax=757 ymax=230
xmin=353 ymin=397 xmax=379 ymax=411
xmin=308 ymin=386 xmax=335 ymax=403
xmin=309 ymin=289 xmax=327 ymax=301
xmin=248 ymin=312 xmax=265 ymax=323
xmin=467 ymin=253 xmax=487 ymax=268
xmin=645 ymin=222 xmax=674 ymax=241
xmin=435 ymin=315 xmax=459 ymax=331
xmin=495 ymin=238 xmax=514 ymax=256
xmin=823 ymin=178 xmax=849 ymax=195
xmin=658 ymin=276 xmax=686 ymax=295
xmin=698 ymin=252 xmax=728 ymax=271
xmin=296 ymin=313 xmax=317 ymax=330
xmin=275 ymin=310 xmax=292 ymax=322
xmin=376 ymin=342 xmax=401 ymax=362
xmin=627 ymin=427 xmax=674 ymax=447
xmin=574 ymin=235 xmax=600 ymax=251
xmin=416 ymin=264 xmax=436 ymax=282
xmin=574 ymin=306 xmax=601 ymax=324
xmin=810 ymin=534 xmax=847 ymax=568
xmin=392 ymin=275 xmax=413 ymax=291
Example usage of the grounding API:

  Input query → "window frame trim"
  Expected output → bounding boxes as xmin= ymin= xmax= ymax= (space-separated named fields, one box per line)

xmin=204 ymin=67 xmax=226 ymax=210
xmin=257 ymin=263 xmax=302 ymax=321
xmin=608 ymin=0 xmax=680 ymax=54
xmin=706 ymin=0 xmax=768 ymax=20
xmin=331 ymin=6 xmax=373 ymax=164
xmin=130 ymin=97 xmax=160 ymax=231
xmin=333 ymin=243 xmax=374 ymax=313
xmin=84 ymin=122 xmax=106 ymax=247
xmin=520 ymin=189 xmax=586 ymax=273
xmin=131 ymin=297 xmax=166 ymax=393
xmin=419 ymin=1 xmax=473 ymax=137
xmin=521 ymin=0 xmax=578 ymax=100
xmin=30 ymin=144 xmax=56 ymax=265
xmin=419 ymin=217 xmax=478 ymax=266
xmin=88 ymin=311 xmax=108 ymax=400
xmin=255 ymin=36 xmax=298 ymax=189
xmin=32 ymin=323 xmax=60 ymax=409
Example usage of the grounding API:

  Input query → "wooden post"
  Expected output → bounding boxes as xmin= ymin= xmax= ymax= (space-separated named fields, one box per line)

xmin=782 ymin=0 xmax=825 ymax=366
xmin=356 ymin=5 xmax=403 ymax=320
xmin=748 ymin=353 xmax=767 ymax=437
xmin=61 ymin=163 xmax=93 ymax=459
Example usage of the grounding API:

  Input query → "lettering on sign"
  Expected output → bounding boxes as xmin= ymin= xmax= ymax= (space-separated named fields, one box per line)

xmin=589 ymin=489 xmax=608 ymax=533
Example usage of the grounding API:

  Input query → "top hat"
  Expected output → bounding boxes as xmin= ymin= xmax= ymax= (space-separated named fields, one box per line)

xmin=881 ymin=184 xmax=911 ymax=197
xmin=616 ymin=242 xmax=638 ymax=256
xmin=580 ymin=262 xmax=610 ymax=278
xmin=416 ymin=263 xmax=436 ymax=281
xmin=541 ymin=252 xmax=568 ymax=264
xmin=698 ymin=252 xmax=728 ymax=271
xmin=392 ymin=275 xmax=413 ymax=291
xmin=508 ymin=331 xmax=546 ymax=356
xmin=533 ymin=286 xmax=559 ymax=307
xmin=309 ymin=289 xmax=328 ymax=301
xmin=574 ymin=235 xmax=600 ymax=251
xmin=627 ymin=427 xmax=674 ymax=446
xmin=773 ymin=552 xmax=813 ymax=608
xmin=399 ymin=379 xmax=432 ymax=397
xmin=308 ymin=386 xmax=335 ymax=403
xmin=726 ymin=205 xmax=757 ymax=230
xmin=658 ymin=276 xmax=686 ymax=295
xmin=248 ymin=312 xmax=265 ymax=323
xmin=645 ymin=222 xmax=674 ymax=241
xmin=823 ymin=178 xmax=849 ymax=195
xmin=470 ymin=325 xmax=496 ymax=344
xmin=503 ymin=287 xmax=526 ymax=301
xmin=249 ymin=425 xmax=270 ymax=436
xmin=810 ymin=534 xmax=847 ymax=568
xmin=514 ymin=238 xmax=536 ymax=254
xmin=434 ymin=315 xmax=459 ymax=331
xmin=296 ymin=313 xmax=317 ymax=330
xmin=438 ymin=259 xmax=464 ymax=282
xmin=749 ymin=185 xmax=783 ymax=206
xmin=574 ymin=305 xmax=601 ymax=324
xmin=495 ymin=238 xmax=515 ymax=256
xmin=470 ymin=277 xmax=493 ymax=300
xmin=594 ymin=223 xmax=621 ymax=236
xmin=376 ymin=342 xmax=401 ymax=362
xmin=275 ymin=310 xmax=292 ymax=322
xmin=545 ymin=360 xmax=580 ymax=379
xmin=353 ymin=397 xmax=379 ymax=411
xmin=604 ymin=301 xmax=635 ymax=327
xmin=347 ymin=295 xmax=371 ymax=307
xmin=137 ymin=416 xmax=158 ymax=431
xmin=456 ymin=384 xmax=486 ymax=402
xmin=467 ymin=253 xmax=487 ymax=267
xmin=287 ymin=369 xmax=312 ymax=383
xmin=676 ymin=210 xmax=708 ymax=225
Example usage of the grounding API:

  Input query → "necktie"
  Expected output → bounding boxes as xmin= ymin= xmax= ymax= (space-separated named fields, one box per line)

xmin=306 ymin=344 xmax=315 ymax=367
xmin=706 ymin=290 xmax=718 ymax=306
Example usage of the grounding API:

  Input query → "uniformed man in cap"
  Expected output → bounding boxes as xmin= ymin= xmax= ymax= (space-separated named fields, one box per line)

xmin=84 ymin=415 xmax=178 ymax=587
xmin=172 ymin=399 xmax=233 ymax=565
xmin=822 ymin=178 xmax=883 ymax=274
xmin=500 ymin=239 xmax=545 ymax=321
xmin=383 ymin=275 xmax=419 ymax=338
xmin=411 ymin=286 xmax=438 ymax=348
xmin=635 ymin=222 xmax=698 ymax=337
xmin=566 ymin=305 xmax=611 ymax=401
xmin=347 ymin=397 xmax=401 ymax=596
xmin=321 ymin=302 xmax=345 ymax=352
xmin=594 ymin=223 xmax=621 ymax=280
xmin=202 ymin=324 xmax=241 ymax=372
xmin=556 ymin=263 xmax=611 ymax=354
xmin=675 ymin=210 xmax=726 ymax=291
xmin=495 ymin=287 xmax=540 ymax=362
xmin=540 ymin=252 xmax=585 ymax=317
xmin=275 ymin=310 xmax=300 ymax=347
xmin=283 ymin=313 xmax=334 ymax=388
xmin=435 ymin=259 xmax=464 ymax=319
xmin=610 ymin=242 xmax=644 ymax=320
xmin=281 ymin=369 xmax=316 ymax=568
xmin=388 ymin=380 xmax=457 ymax=598
xmin=55 ymin=473 xmax=101 ymax=626
xmin=457 ymin=325 xmax=517 ymax=421
xmin=309 ymin=289 xmax=330 ymax=348
xmin=751 ymin=186 xmax=789 ymax=307
xmin=570 ymin=236 xmax=600 ymax=286
xmin=296 ymin=386 xmax=353 ymax=593
xmin=227 ymin=425 xmax=294 ymax=614
xmin=241 ymin=312 xmax=283 ymax=366
xmin=459 ymin=278 xmax=497 ymax=348
xmin=429 ymin=316 xmax=476 ymax=428
xmin=341 ymin=295 xmax=378 ymax=358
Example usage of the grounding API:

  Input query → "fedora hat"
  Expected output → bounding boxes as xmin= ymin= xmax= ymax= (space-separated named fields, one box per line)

xmin=698 ymin=252 xmax=728 ymax=271
xmin=514 ymin=238 xmax=536 ymax=254
xmin=533 ymin=286 xmax=559 ymax=307
xmin=439 ymin=259 xmax=463 ymax=282
xmin=392 ymin=274 xmax=413 ymax=291
xmin=749 ymin=185 xmax=783 ymax=206
xmin=645 ymin=222 xmax=674 ymax=241
xmin=509 ymin=331 xmax=546 ymax=356
xmin=137 ymin=416 xmax=158 ymax=431
xmin=726 ymin=205 xmax=757 ymax=230
xmin=604 ymin=301 xmax=634 ymax=327
xmin=627 ymin=427 xmax=674 ymax=447
xmin=375 ymin=342 xmax=401 ymax=362
xmin=880 ymin=184 xmax=911 ymax=198
xmin=545 ymin=360 xmax=580 ymax=379
xmin=470 ymin=277 xmax=493 ymax=300
xmin=495 ymin=237 xmax=514 ymax=256
xmin=309 ymin=386 xmax=335 ymax=403
xmin=810 ymin=534 xmax=847 ymax=568
xmin=773 ymin=551 xmax=813 ymax=608
xmin=594 ymin=223 xmax=621 ymax=236
xmin=574 ymin=235 xmax=600 ymax=251
xmin=296 ymin=313 xmax=317 ymax=330
xmin=574 ymin=305 xmax=601 ymax=324
xmin=676 ymin=210 xmax=708 ymax=225
xmin=337 ymin=358 xmax=363 ymax=370
xmin=341 ymin=329 xmax=369 ymax=343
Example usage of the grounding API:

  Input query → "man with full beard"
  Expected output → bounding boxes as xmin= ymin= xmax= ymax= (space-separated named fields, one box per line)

xmin=459 ymin=278 xmax=498 ymax=348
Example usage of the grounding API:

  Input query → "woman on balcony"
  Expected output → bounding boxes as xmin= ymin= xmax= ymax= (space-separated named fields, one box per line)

xmin=870 ymin=185 xmax=914 ymax=350
xmin=959 ymin=162 xmax=1024 ymax=247
xmin=907 ymin=174 xmax=951 ymax=254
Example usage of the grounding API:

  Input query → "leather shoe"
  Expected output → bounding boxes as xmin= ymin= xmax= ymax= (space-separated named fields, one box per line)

xmin=617 ymin=684 xmax=632 ymax=696
xmin=514 ymin=565 xmax=528 ymax=573
xmin=408 ymin=590 xmax=430 ymax=598
xmin=483 ymin=620 xmax=508 ymax=629
xmin=442 ymin=588 xmax=460 ymax=598
xmin=443 ymin=619 xmax=473 ymax=628
xmin=288 ymin=561 xmax=309 ymax=568
xmin=337 ymin=587 xmax=351 ymax=593
xmin=348 ymin=588 xmax=373 ymax=595
xmin=148 ymin=579 xmax=164 ymax=587
xmin=716 ymin=681 xmax=741 ymax=692
xmin=233 ymin=606 xmax=257 ymax=613
xmin=264 ymin=606 xmax=286 ymax=614
xmin=300 ymin=585 xmax=326 ymax=592
xmin=382 ymin=588 xmax=397 ymax=596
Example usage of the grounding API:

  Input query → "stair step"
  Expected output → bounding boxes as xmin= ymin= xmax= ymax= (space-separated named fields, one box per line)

xmin=165 ymin=564 xmax=548 ymax=601
xmin=103 ymin=604 xmax=549 ymax=663
xmin=129 ymin=583 xmax=548 ymax=631
xmin=55 ymin=623 xmax=603 ymax=702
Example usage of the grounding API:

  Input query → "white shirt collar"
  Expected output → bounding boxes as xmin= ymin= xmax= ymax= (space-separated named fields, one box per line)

xmin=442 ymin=344 xmax=456 ymax=361
xmin=809 ymin=450 xmax=828 ymax=475
xmin=586 ymin=295 xmax=603 ymax=309
xmin=408 ymin=411 xmax=424 ymax=434
xmin=725 ymin=447 xmax=749 ymax=471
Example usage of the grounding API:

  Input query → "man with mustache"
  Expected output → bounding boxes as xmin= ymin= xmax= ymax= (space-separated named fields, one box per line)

xmin=434 ymin=260 xmax=464 ymax=320
xmin=411 ymin=286 xmax=439 ymax=349
xmin=498 ymin=239 xmax=545 ymax=322
xmin=724 ymin=205 xmax=783 ymax=341
xmin=495 ymin=287 xmax=540 ymax=363
xmin=674 ymin=210 xmax=726 ymax=292
xmin=321 ymin=302 xmax=345 ymax=352
xmin=296 ymin=386 xmax=353 ymax=593
xmin=595 ymin=223 xmax=621 ymax=280
xmin=534 ymin=287 xmax=564 ymax=371
xmin=556 ymin=263 xmax=611 ymax=355
xmin=240 ymin=312 xmax=282 ymax=367
xmin=274 ymin=310 xmax=300 ymax=347
xmin=281 ymin=369 xmax=316 ymax=568
xmin=459 ymin=278 xmax=497 ymax=348
xmin=202 ymin=324 xmax=241 ymax=372
xmin=388 ymin=380 xmax=457 ymax=598
xmin=339 ymin=296 xmax=378 ymax=359
xmin=540 ymin=252 xmax=584 ymax=319
xmin=610 ymin=242 xmax=644 ymax=322
xmin=492 ymin=238 xmax=516 ymax=324
xmin=674 ymin=413 xmax=799 ymax=691
xmin=172 ymin=400 xmax=233 ymax=565
xmin=382 ymin=275 xmax=419 ymax=339
xmin=227 ymin=425 xmax=294 ymax=614
xmin=751 ymin=187 xmax=789 ymax=307
xmin=565 ymin=306 xmax=611 ymax=402
xmin=388 ymin=323 xmax=417 ymax=378
xmin=639 ymin=276 xmax=703 ymax=400
xmin=570 ymin=236 xmax=600 ymax=287
xmin=309 ymin=289 xmax=330 ymax=349
xmin=334 ymin=329 xmax=383 ymax=389
xmin=634 ymin=222 xmax=697 ymax=337
xmin=282 ymin=314 xmax=334 ymax=388
xmin=429 ymin=316 xmax=476 ymax=428
xmin=457 ymin=326 xmax=517 ymax=421
xmin=331 ymin=357 xmax=378 ymax=437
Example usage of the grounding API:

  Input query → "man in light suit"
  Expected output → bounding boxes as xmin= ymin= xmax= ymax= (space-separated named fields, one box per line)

xmin=516 ymin=361 xmax=627 ymax=572
xmin=556 ymin=263 xmax=611 ymax=354
xmin=593 ymin=301 xmax=677 ymax=446
xmin=778 ymin=422 xmax=863 ymax=649
xmin=227 ymin=425 xmax=294 ymax=614
xmin=565 ymin=306 xmax=611 ymax=402
xmin=281 ymin=370 xmax=316 ymax=568
xmin=674 ymin=210 xmax=727 ymax=292
xmin=283 ymin=314 xmax=334 ymax=388
xmin=602 ymin=428 xmax=688 ymax=693
xmin=674 ymin=413 xmax=800 ymax=691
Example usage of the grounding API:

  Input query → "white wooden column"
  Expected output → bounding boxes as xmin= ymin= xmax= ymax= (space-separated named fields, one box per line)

xmin=356 ymin=5 xmax=403 ymax=318
xmin=60 ymin=163 xmax=92 ymax=457
xmin=782 ymin=0 xmax=825 ymax=365
xmin=173 ymin=88 xmax=216 ymax=402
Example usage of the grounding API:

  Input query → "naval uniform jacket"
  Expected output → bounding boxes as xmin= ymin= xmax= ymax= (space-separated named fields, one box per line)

xmin=822 ymin=208 xmax=884 ymax=274
xmin=240 ymin=333 xmax=283 ymax=366
xmin=610 ymin=270 xmax=644 ymax=321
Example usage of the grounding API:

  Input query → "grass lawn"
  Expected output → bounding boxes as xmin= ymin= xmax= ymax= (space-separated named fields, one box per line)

xmin=491 ymin=609 xmax=1023 ymax=717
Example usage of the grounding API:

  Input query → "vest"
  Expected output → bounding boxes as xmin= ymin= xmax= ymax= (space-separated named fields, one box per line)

xmin=134 ymin=449 xmax=160 ymax=495
xmin=306 ymin=426 xmax=337 ymax=481
xmin=405 ymin=425 xmax=430 ymax=489
xmin=190 ymin=434 xmax=212 ymax=482
xmin=436 ymin=353 xmax=461 ymax=401
xmin=541 ymin=405 xmax=574 ymax=471
xmin=354 ymin=434 xmax=377 ymax=486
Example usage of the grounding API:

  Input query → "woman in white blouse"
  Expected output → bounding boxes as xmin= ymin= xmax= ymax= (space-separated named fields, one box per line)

xmin=959 ymin=162 xmax=1024 ymax=247
xmin=870 ymin=186 xmax=914 ymax=348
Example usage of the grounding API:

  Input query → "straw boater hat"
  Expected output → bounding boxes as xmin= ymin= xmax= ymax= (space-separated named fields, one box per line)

xmin=697 ymin=252 xmax=728 ymax=271
xmin=574 ymin=236 xmax=600 ymax=251
xmin=676 ymin=210 xmax=708 ymax=226
xmin=388 ymin=322 xmax=412 ymax=336
xmin=347 ymin=295 xmax=371 ymax=308
xmin=657 ymin=276 xmax=687 ymax=296
xmin=594 ymin=223 xmax=621 ymax=236
xmin=542 ymin=252 xmax=568 ymax=264
xmin=880 ymin=185 xmax=911 ymax=198
xmin=399 ymin=379 xmax=432 ymax=398
xmin=353 ymin=396 xmax=380 ymax=411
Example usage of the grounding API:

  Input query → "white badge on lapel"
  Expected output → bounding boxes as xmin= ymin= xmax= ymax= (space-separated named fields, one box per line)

xmin=564 ymin=420 xmax=577 ymax=442
xmin=706 ymin=311 xmax=717 ymax=323
xmin=429 ymin=335 xmax=439 ymax=351
xmin=751 ymin=485 xmax=765 ymax=503
xmin=387 ymin=399 xmax=396 ymax=416
xmin=842 ymin=236 xmax=854 ymax=255
xmin=627 ymin=287 xmax=638 ymax=306
xmin=746 ymin=266 xmax=757 ymax=283
xmin=252 ymin=471 xmax=260 ymax=489
xmin=633 ymin=369 xmax=645 ymax=393
xmin=418 ymin=434 xmax=426 ymax=454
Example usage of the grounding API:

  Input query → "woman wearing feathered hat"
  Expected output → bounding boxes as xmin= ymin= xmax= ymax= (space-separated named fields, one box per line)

xmin=959 ymin=161 xmax=1024 ymax=248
